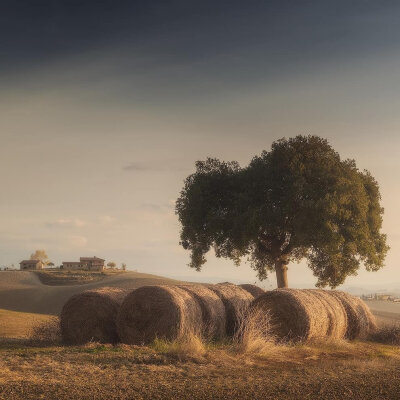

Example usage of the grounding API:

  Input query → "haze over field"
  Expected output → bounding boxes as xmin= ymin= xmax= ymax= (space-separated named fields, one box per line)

xmin=1 ymin=1 xmax=400 ymax=289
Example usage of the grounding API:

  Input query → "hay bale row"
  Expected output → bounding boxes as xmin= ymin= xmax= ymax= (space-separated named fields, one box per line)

xmin=208 ymin=283 xmax=254 ymax=336
xmin=329 ymin=291 xmax=377 ymax=339
xmin=60 ymin=285 xmax=376 ymax=345
xmin=252 ymin=289 xmax=376 ymax=342
xmin=60 ymin=283 xmax=255 ymax=345
xmin=307 ymin=290 xmax=347 ymax=339
xmin=178 ymin=285 xmax=226 ymax=340
xmin=239 ymin=284 xmax=265 ymax=298
xmin=117 ymin=283 xmax=254 ymax=344
xmin=60 ymin=287 xmax=129 ymax=345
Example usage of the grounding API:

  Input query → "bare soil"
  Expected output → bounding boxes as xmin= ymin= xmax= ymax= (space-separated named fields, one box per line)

xmin=0 ymin=341 xmax=399 ymax=400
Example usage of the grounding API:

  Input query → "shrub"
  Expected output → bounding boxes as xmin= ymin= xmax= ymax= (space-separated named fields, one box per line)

xmin=29 ymin=317 xmax=61 ymax=345
xmin=369 ymin=324 xmax=400 ymax=345
xmin=151 ymin=331 xmax=206 ymax=360
xmin=231 ymin=306 xmax=277 ymax=355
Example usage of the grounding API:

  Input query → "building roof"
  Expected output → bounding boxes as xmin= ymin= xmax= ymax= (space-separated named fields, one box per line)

xmin=80 ymin=257 xmax=105 ymax=262
xmin=20 ymin=260 xmax=40 ymax=264
xmin=62 ymin=261 xmax=81 ymax=264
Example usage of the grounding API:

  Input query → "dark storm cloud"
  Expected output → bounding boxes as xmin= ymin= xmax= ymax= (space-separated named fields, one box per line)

xmin=2 ymin=1 xmax=400 ymax=95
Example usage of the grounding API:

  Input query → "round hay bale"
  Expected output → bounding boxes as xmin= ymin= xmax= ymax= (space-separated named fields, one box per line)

xmin=178 ymin=285 xmax=226 ymax=340
xmin=116 ymin=285 xmax=202 ymax=345
xmin=356 ymin=298 xmax=378 ymax=334
xmin=306 ymin=289 xmax=348 ymax=340
xmin=60 ymin=287 xmax=129 ymax=345
xmin=209 ymin=283 xmax=254 ymax=336
xmin=239 ymin=284 xmax=265 ymax=298
xmin=329 ymin=291 xmax=377 ymax=339
xmin=252 ymin=289 xmax=336 ymax=342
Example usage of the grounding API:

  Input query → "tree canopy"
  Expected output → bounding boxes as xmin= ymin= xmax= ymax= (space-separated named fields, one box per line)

xmin=176 ymin=135 xmax=389 ymax=288
xmin=30 ymin=249 xmax=50 ymax=265
xmin=107 ymin=262 xmax=116 ymax=269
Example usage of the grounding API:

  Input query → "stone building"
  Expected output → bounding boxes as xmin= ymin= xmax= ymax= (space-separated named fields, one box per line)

xmin=19 ymin=260 xmax=44 ymax=270
xmin=62 ymin=256 xmax=105 ymax=271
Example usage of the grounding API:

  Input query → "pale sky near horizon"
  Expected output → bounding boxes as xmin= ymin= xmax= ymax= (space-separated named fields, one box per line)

xmin=1 ymin=1 xmax=400 ymax=290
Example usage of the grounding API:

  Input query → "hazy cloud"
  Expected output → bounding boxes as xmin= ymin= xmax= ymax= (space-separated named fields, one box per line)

xmin=98 ymin=215 xmax=115 ymax=224
xmin=68 ymin=235 xmax=88 ymax=248
xmin=47 ymin=218 xmax=86 ymax=228
xmin=123 ymin=162 xmax=152 ymax=172
xmin=123 ymin=161 xmax=190 ymax=173
xmin=139 ymin=202 xmax=175 ymax=216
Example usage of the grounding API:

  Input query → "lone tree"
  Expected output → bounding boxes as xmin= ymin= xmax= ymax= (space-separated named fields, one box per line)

xmin=30 ymin=249 xmax=50 ymax=266
xmin=107 ymin=262 xmax=116 ymax=270
xmin=176 ymin=135 xmax=388 ymax=288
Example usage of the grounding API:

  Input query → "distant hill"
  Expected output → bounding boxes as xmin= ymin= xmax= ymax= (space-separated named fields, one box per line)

xmin=0 ymin=270 xmax=185 ymax=315
xmin=342 ymin=285 xmax=400 ymax=298
xmin=364 ymin=300 xmax=400 ymax=326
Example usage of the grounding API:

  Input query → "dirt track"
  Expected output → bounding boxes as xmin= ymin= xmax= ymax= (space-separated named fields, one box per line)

xmin=0 ymin=271 xmax=183 ymax=315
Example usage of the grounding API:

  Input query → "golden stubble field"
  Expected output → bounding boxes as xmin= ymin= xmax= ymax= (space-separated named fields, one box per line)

xmin=0 ymin=338 xmax=400 ymax=400
xmin=1 ymin=271 xmax=400 ymax=400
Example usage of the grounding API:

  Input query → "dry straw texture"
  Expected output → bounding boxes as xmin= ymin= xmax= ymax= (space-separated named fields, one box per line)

xmin=60 ymin=287 xmax=129 ymax=345
xmin=209 ymin=283 xmax=254 ymax=336
xmin=117 ymin=285 xmax=202 ymax=345
xmin=232 ymin=304 xmax=277 ymax=355
xmin=239 ymin=284 xmax=265 ymax=298
xmin=329 ymin=291 xmax=377 ymax=339
xmin=178 ymin=285 xmax=226 ymax=340
xmin=252 ymin=289 xmax=349 ymax=342
xmin=253 ymin=289 xmax=375 ymax=342
xmin=29 ymin=316 xmax=62 ymax=345
xmin=306 ymin=289 xmax=348 ymax=340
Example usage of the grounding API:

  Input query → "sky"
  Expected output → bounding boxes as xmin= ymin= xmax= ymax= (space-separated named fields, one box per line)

xmin=1 ymin=1 xmax=400 ymax=290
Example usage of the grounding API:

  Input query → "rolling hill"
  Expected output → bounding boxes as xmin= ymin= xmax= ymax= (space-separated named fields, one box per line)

xmin=0 ymin=270 xmax=184 ymax=316
xmin=1 ymin=270 xmax=399 ymax=340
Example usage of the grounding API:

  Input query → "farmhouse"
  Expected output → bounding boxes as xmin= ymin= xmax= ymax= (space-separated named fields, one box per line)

xmin=19 ymin=260 xmax=44 ymax=270
xmin=62 ymin=256 xmax=105 ymax=271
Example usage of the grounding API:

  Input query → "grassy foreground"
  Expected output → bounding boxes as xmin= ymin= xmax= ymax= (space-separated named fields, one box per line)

xmin=0 ymin=338 xmax=399 ymax=400
xmin=1 ymin=304 xmax=399 ymax=399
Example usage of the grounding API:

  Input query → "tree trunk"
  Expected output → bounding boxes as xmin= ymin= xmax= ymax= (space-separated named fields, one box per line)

xmin=275 ymin=259 xmax=288 ymax=288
